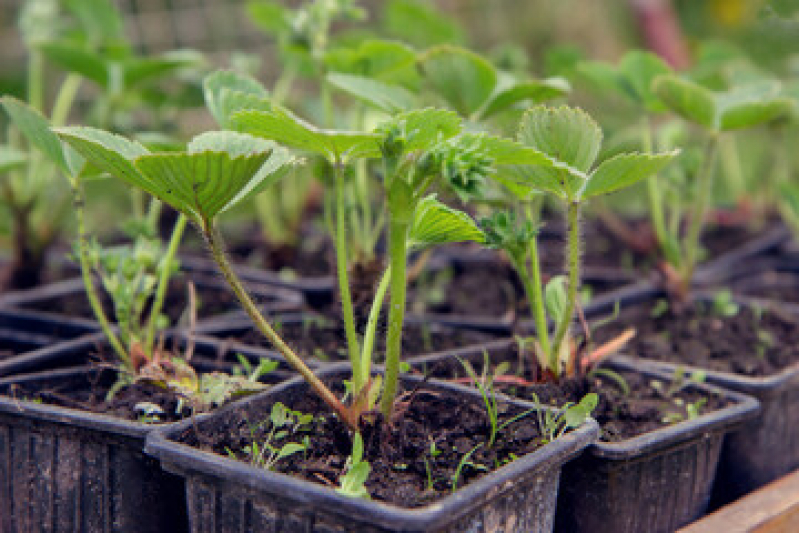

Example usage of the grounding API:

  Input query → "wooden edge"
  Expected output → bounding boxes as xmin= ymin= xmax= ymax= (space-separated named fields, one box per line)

xmin=679 ymin=471 xmax=799 ymax=533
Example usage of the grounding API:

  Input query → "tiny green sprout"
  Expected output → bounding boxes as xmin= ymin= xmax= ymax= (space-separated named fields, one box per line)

xmin=712 ymin=290 xmax=740 ymax=317
xmin=337 ymin=433 xmax=371 ymax=499
xmin=234 ymin=403 xmax=313 ymax=471
xmin=651 ymin=299 xmax=670 ymax=318
xmin=233 ymin=354 xmax=280 ymax=382
xmin=530 ymin=393 xmax=598 ymax=444
xmin=451 ymin=443 xmax=484 ymax=492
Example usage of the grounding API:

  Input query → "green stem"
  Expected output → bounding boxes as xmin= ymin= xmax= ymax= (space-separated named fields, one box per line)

xmin=682 ymin=134 xmax=720 ymax=284
xmin=28 ymin=51 xmax=44 ymax=111
xmin=550 ymin=201 xmax=582 ymax=375
xmin=51 ymin=74 xmax=82 ymax=127
xmin=360 ymin=267 xmax=391 ymax=381
xmin=517 ymin=238 xmax=550 ymax=355
xmin=380 ymin=218 xmax=410 ymax=418
xmin=203 ymin=222 xmax=357 ymax=430
xmin=642 ymin=116 xmax=669 ymax=259
xmin=144 ymin=213 xmax=187 ymax=354
xmin=334 ymin=162 xmax=363 ymax=392
xmin=73 ymin=185 xmax=128 ymax=364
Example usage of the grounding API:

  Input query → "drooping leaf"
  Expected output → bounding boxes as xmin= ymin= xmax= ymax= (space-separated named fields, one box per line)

xmin=407 ymin=194 xmax=485 ymax=248
xmin=581 ymin=151 xmax=679 ymax=199
xmin=122 ymin=50 xmax=205 ymax=88
xmin=652 ymin=75 xmax=716 ymax=130
xmin=480 ymin=76 xmax=570 ymax=119
xmin=419 ymin=45 xmax=497 ymax=116
xmin=2 ymin=97 xmax=70 ymax=173
xmin=36 ymin=43 xmax=108 ymax=87
xmin=617 ymin=50 xmax=672 ymax=112
xmin=0 ymin=146 xmax=27 ymax=174
xmin=203 ymin=70 xmax=271 ymax=129
xmin=327 ymin=72 xmax=414 ymax=113
xmin=54 ymin=126 xmax=150 ymax=187
xmin=518 ymin=105 xmax=602 ymax=173
xmin=232 ymin=109 xmax=381 ymax=161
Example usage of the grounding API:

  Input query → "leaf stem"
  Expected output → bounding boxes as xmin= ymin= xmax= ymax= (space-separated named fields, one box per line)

xmin=334 ymin=162 xmax=364 ymax=393
xmin=50 ymin=74 xmax=82 ymax=128
xmin=682 ymin=134 xmax=720 ymax=285
xmin=144 ymin=213 xmax=187 ymax=354
xmin=550 ymin=201 xmax=582 ymax=374
xmin=203 ymin=222 xmax=357 ymax=431
xmin=360 ymin=266 xmax=391 ymax=381
xmin=641 ymin=116 xmax=669 ymax=260
xmin=380 ymin=217 xmax=409 ymax=418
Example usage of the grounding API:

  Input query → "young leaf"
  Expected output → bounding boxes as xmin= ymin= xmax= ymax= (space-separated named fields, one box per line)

xmin=581 ymin=151 xmax=679 ymax=199
xmin=652 ymin=75 xmax=716 ymax=130
xmin=276 ymin=442 xmax=306 ymax=460
xmin=36 ymin=43 xmax=108 ymax=87
xmin=54 ymin=126 xmax=150 ymax=186
xmin=544 ymin=276 xmax=568 ymax=325
xmin=717 ymin=84 xmax=794 ymax=130
xmin=419 ymin=45 xmax=497 ymax=116
xmin=232 ymin=108 xmax=381 ymax=161
xmin=324 ymin=39 xmax=418 ymax=86
xmin=378 ymin=108 xmax=461 ymax=153
xmin=327 ymin=72 xmax=414 ymax=113
xmin=122 ymin=50 xmax=204 ymax=88
xmin=203 ymin=70 xmax=271 ymax=129
xmin=407 ymin=194 xmax=485 ymax=248
xmin=2 ymin=97 xmax=70 ymax=174
xmin=480 ymin=77 xmax=570 ymax=119
xmin=617 ymin=51 xmax=672 ymax=112
xmin=454 ymin=133 xmax=550 ymax=166
xmin=518 ymin=105 xmax=602 ymax=173
xmin=563 ymin=393 xmax=598 ymax=428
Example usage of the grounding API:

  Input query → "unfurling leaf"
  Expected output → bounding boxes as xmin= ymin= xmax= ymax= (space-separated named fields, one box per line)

xmin=518 ymin=105 xmax=602 ymax=173
xmin=203 ymin=70 xmax=271 ymax=128
xmin=408 ymin=194 xmax=485 ymax=249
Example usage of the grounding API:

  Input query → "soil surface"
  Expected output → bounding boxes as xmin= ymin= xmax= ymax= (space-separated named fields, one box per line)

xmin=731 ymin=271 xmax=799 ymax=304
xmin=214 ymin=316 xmax=493 ymax=363
xmin=592 ymin=299 xmax=799 ymax=376
xmin=179 ymin=379 xmax=550 ymax=508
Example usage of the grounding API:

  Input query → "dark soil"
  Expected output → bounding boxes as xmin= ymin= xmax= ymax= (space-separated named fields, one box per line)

xmin=592 ymin=299 xmax=799 ymax=376
xmin=731 ymin=271 xmax=799 ymax=304
xmin=215 ymin=316 xmax=493 ymax=363
xmin=179 ymin=378 xmax=549 ymax=507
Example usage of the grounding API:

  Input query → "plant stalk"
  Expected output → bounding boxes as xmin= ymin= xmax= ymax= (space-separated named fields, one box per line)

xmin=144 ymin=213 xmax=187 ymax=354
xmin=360 ymin=267 xmax=391 ymax=381
xmin=682 ymin=134 xmax=720 ymax=284
xmin=203 ymin=222 xmax=357 ymax=430
xmin=379 ymin=218 xmax=409 ymax=418
xmin=334 ymin=162 xmax=364 ymax=392
xmin=518 ymin=235 xmax=550 ymax=355
xmin=51 ymin=74 xmax=82 ymax=127
xmin=550 ymin=201 xmax=582 ymax=374
xmin=641 ymin=116 xmax=669 ymax=257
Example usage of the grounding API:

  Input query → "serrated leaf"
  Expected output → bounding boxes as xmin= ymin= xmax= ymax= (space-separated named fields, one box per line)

xmin=2 ymin=97 xmax=69 ymax=173
xmin=652 ymin=75 xmax=716 ymax=130
xmin=37 ymin=43 xmax=108 ymax=86
xmin=408 ymin=194 xmax=485 ymax=248
xmin=203 ymin=70 xmax=271 ymax=128
xmin=617 ymin=50 xmax=672 ymax=112
xmin=456 ymin=133 xmax=550 ymax=165
xmin=327 ymin=72 xmax=414 ymax=113
xmin=480 ymin=76 xmax=570 ymax=119
xmin=420 ymin=45 xmax=497 ymax=116
xmin=505 ymin=165 xmax=575 ymax=200
xmin=0 ymin=146 xmax=27 ymax=173
xmin=54 ymin=126 xmax=149 ymax=186
xmin=187 ymin=131 xmax=273 ymax=157
xmin=232 ymin=109 xmax=381 ymax=161
xmin=581 ymin=151 xmax=678 ymax=199
xmin=380 ymin=107 xmax=461 ymax=152
xmin=518 ymin=105 xmax=602 ymax=173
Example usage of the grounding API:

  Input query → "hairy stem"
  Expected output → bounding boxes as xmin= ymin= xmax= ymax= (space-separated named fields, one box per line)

xmin=360 ymin=267 xmax=391 ymax=381
xmin=73 ymin=185 xmax=129 ymax=364
xmin=203 ymin=222 xmax=357 ymax=430
xmin=144 ymin=213 xmax=187 ymax=354
xmin=682 ymin=134 xmax=720 ymax=285
xmin=519 ymin=234 xmax=550 ymax=355
xmin=550 ymin=201 xmax=582 ymax=375
xmin=380 ymin=218 xmax=409 ymax=418
xmin=334 ymin=162 xmax=364 ymax=392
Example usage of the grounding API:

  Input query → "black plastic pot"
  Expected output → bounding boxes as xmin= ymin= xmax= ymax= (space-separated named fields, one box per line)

xmin=589 ymin=288 xmax=799 ymax=507
xmin=0 ymin=274 xmax=304 ymax=333
xmin=408 ymin=340 xmax=759 ymax=533
xmin=0 ymin=332 xmax=296 ymax=533
xmin=145 ymin=365 xmax=599 ymax=533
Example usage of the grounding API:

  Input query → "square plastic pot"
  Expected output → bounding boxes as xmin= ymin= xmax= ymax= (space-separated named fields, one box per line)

xmin=0 ymin=332 xmax=296 ymax=533
xmin=145 ymin=365 xmax=599 ymax=533
xmin=408 ymin=340 xmax=759 ymax=533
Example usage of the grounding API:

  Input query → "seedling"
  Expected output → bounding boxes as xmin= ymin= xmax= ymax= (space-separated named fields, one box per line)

xmin=485 ymin=105 xmax=677 ymax=379
xmin=229 ymin=402 xmax=313 ymax=470
xmin=336 ymin=433 xmax=371 ymax=499
xmin=529 ymin=392 xmax=599 ymax=444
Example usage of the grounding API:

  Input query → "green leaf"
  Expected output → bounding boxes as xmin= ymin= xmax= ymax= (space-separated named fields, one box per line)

xmin=327 ymin=72 xmax=414 ymax=113
xmin=383 ymin=0 xmax=465 ymax=48
xmin=64 ymin=0 xmax=125 ymax=43
xmin=247 ymin=1 xmax=290 ymax=36
xmin=505 ymin=165 xmax=576 ymax=200
xmin=2 ymin=97 xmax=70 ymax=173
xmin=36 ymin=42 xmax=108 ymax=87
xmin=203 ymin=70 xmax=271 ymax=129
xmin=581 ymin=151 xmax=679 ymax=199
xmin=455 ymin=133 xmax=550 ymax=166
xmin=717 ymin=82 xmax=794 ymax=130
xmin=351 ymin=432 xmax=364 ymax=464
xmin=122 ymin=50 xmax=205 ymax=88
xmin=324 ymin=39 xmax=418 ymax=86
xmin=232 ymin=109 xmax=381 ymax=161
xmin=0 ymin=146 xmax=27 ymax=173
xmin=276 ymin=442 xmax=306 ymax=460
xmin=544 ymin=276 xmax=568 ymax=325
xmin=379 ymin=107 xmax=461 ymax=153
xmin=408 ymin=194 xmax=485 ymax=248
xmin=652 ymin=75 xmax=716 ymax=130
xmin=518 ymin=105 xmax=602 ymax=173
xmin=563 ymin=393 xmax=598 ymax=428
xmin=420 ymin=45 xmax=497 ymax=116
xmin=617 ymin=51 xmax=672 ymax=112
xmin=480 ymin=75 xmax=570 ymax=119
xmin=54 ymin=126 xmax=149 ymax=186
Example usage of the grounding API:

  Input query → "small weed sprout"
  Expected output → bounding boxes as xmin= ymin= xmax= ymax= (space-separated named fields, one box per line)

xmin=229 ymin=403 xmax=313 ymax=471
xmin=529 ymin=393 xmax=599 ymax=444
xmin=337 ymin=433 xmax=371 ymax=499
